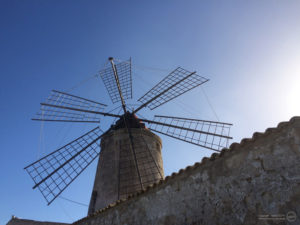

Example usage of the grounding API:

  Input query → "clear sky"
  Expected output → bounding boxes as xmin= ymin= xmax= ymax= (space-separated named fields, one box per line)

xmin=1 ymin=0 xmax=300 ymax=224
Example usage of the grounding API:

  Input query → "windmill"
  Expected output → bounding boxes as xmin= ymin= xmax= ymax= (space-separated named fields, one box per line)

xmin=24 ymin=57 xmax=233 ymax=214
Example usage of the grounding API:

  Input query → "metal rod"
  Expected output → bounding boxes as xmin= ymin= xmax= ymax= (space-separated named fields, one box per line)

xmin=154 ymin=115 xmax=233 ymax=126
xmin=129 ymin=57 xmax=132 ymax=99
xmin=149 ymin=128 xmax=222 ymax=152
xmin=32 ymin=119 xmax=100 ymax=123
xmin=46 ymin=152 xmax=100 ymax=205
xmin=52 ymin=90 xmax=108 ymax=106
xmin=109 ymin=57 xmax=127 ymax=114
xmin=139 ymin=128 xmax=164 ymax=179
xmin=140 ymin=118 xmax=233 ymax=139
xmin=122 ymin=115 xmax=144 ymax=190
xmin=133 ymin=71 xmax=197 ymax=114
xmin=40 ymin=103 xmax=121 ymax=118
xmin=32 ymin=134 xmax=102 ymax=189
xmin=24 ymin=126 xmax=101 ymax=169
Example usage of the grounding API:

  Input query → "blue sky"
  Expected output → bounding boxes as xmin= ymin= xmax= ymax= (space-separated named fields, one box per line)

xmin=1 ymin=0 xmax=300 ymax=224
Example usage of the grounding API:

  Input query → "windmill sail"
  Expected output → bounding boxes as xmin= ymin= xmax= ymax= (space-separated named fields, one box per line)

xmin=141 ymin=116 xmax=232 ymax=152
xmin=32 ymin=90 xmax=108 ymax=123
xmin=134 ymin=67 xmax=208 ymax=112
xmin=99 ymin=59 xmax=132 ymax=104
xmin=24 ymin=127 xmax=102 ymax=205
xmin=26 ymin=57 xmax=234 ymax=208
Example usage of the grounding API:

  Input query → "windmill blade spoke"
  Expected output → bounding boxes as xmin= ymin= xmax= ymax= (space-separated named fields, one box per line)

xmin=32 ymin=90 xmax=108 ymax=123
xmin=121 ymin=117 xmax=144 ymax=190
xmin=141 ymin=116 xmax=232 ymax=152
xmin=134 ymin=67 xmax=209 ymax=113
xmin=99 ymin=59 xmax=132 ymax=104
xmin=24 ymin=127 xmax=102 ymax=205
xmin=33 ymin=108 xmax=100 ymax=123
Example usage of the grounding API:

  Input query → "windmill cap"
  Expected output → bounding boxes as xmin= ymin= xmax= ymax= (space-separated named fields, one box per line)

xmin=110 ymin=112 xmax=146 ymax=130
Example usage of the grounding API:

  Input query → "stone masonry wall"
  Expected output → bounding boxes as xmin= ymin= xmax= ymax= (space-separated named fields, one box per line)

xmin=88 ymin=128 xmax=163 ymax=214
xmin=75 ymin=117 xmax=300 ymax=225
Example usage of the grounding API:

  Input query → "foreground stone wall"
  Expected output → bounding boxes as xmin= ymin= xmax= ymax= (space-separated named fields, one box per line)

xmin=75 ymin=117 xmax=300 ymax=225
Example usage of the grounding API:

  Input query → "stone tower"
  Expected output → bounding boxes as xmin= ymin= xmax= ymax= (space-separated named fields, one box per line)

xmin=88 ymin=113 xmax=164 ymax=214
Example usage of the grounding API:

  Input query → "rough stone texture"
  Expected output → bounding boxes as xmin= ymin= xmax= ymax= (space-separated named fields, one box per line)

xmin=88 ymin=128 xmax=163 ymax=215
xmin=6 ymin=217 xmax=68 ymax=225
xmin=76 ymin=117 xmax=300 ymax=225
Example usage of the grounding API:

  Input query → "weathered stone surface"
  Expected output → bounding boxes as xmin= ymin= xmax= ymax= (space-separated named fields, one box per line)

xmin=75 ymin=117 xmax=300 ymax=225
xmin=88 ymin=128 xmax=164 ymax=215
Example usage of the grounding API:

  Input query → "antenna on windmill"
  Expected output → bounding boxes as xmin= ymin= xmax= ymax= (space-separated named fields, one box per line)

xmin=24 ymin=57 xmax=233 ymax=214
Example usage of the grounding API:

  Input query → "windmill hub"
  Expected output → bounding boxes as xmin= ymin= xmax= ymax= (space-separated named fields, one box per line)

xmin=110 ymin=112 xmax=146 ymax=130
